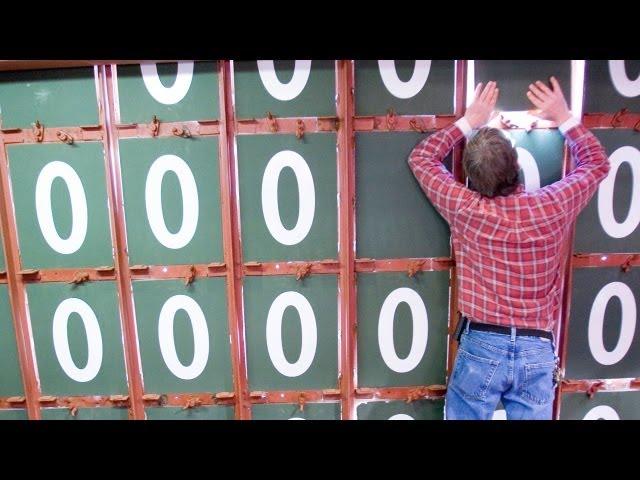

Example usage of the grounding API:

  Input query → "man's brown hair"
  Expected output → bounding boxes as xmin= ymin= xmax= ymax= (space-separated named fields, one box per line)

xmin=463 ymin=127 xmax=520 ymax=198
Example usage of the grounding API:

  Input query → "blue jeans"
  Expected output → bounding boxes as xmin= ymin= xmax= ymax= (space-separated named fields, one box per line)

xmin=445 ymin=325 xmax=558 ymax=420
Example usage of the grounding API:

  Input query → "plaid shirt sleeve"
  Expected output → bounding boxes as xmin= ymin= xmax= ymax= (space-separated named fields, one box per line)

xmin=407 ymin=123 xmax=472 ymax=224
xmin=538 ymin=123 xmax=610 ymax=219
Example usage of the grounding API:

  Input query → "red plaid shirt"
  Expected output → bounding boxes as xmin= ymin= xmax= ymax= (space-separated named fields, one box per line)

xmin=408 ymin=121 xmax=610 ymax=330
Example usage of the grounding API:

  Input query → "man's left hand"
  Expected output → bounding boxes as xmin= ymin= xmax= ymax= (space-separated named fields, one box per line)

xmin=464 ymin=81 xmax=499 ymax=129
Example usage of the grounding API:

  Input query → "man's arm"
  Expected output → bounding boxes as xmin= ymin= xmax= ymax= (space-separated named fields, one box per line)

xmin=408 ymin=81 xmax=499 ymax=224
xmin=539 ymin=118 xmax=610 ymax=218
xmin=527 ymin=77 xmax=610 ymax=218
xmin=408 ymin=119 xmax=473 ymax=224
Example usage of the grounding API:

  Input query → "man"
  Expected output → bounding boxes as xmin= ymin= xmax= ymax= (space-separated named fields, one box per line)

xmin=408 ymin=78 xmax=610 ymax=420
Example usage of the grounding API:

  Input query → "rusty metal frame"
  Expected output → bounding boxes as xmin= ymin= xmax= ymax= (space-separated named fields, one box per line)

xmin=336 ymin=60 xmax=357 ymax=419
xmin=220 ymin=60 xmax=252 ymax=419
xmin=100 ymin=65 xmax=146 ymax=419
xmin=2 ymin=59 xmax=639 ymax=421
xmin=0 ymin=109 xmax=44 ymax=420
xmin=554 ymin=69 xmax=640 ymax=419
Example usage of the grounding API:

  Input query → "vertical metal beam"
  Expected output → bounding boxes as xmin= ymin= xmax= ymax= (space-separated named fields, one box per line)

xmin=337 ymin=60 xmax=356 ymax=419
xmin=447 ymin=60 xmax=468 ymax=378
xmin=0 ymin=140 xmax=41 ymax=419
xmin=219 ymin=61 xmax=251 ymax=419
xmin=553 ymin=60 xmax=587 ymax=420
xmin=99 ymin=65 xmax=145 ymax=419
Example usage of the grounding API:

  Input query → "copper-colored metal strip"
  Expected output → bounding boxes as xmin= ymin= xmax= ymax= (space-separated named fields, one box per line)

xmin=100 ymin=65 xmax=145 ymax=419
xmin=355 ymin=257 xmax=454 ymax=273
xmin=242 ymin=259 xmax=340 ymax=276
xmin=583 ymin=111 xmax=640 ymax=130
xmin=572 ymin=253 xmax=640 ymax=268
xmin=249 ymin=389 xmax=342 ymax=404
xmin=337 ymin=60 xmax=357 ymax=420
xmin=354 ymin=385 xmax=447 ymax=401
xmin=115 ymin=119 xmax=220 ymax=138
xmin=219 ymin=61 xmax=251 ymax=419
xmin=447 ymin=60 xmax=468 ymax=381
xmin=236 ymin=116 xmax=339 ymax=135
xmin=354 ymin=114 xmax=456 ymax=132
xmin=1 ymin=126 xmax=103 ymax=144
xmin=128 ymin=263 xmax=227 ymax=281
xmin=0 ymin=137 xmax=42 ymax=419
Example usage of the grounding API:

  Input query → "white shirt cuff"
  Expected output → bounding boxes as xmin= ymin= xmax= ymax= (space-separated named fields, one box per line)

xmin=455 ymin=117 xmax=473 ymax=139
xmin=558 ymin=116 xmax=580 ymax=135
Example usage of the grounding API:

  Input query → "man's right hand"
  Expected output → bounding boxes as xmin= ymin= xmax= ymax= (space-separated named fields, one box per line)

xmin=526 ymin=76 xmax=572 ymax=125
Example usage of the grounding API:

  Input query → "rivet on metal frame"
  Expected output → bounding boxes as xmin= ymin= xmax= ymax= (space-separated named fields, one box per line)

xmin=56 ymin=130 xmax=74 ymax=145
xmin=182 ymin=396 xmax=202 ymax=410
xmin=172 ymin=125 xmax=192 ymax=138
xmin=611 ymin=108 xmax=628 ymax=128
xmin=296 ymin=119 xmax=305 ymax=140
xmin=298 ymin=393 xmax=306 ymax=412
xmin=184 ymin=265 xmax=197 ymax=285
xmin=586 ymin=380 xmax=605 ymax=399
xmin=409 ymin=118 xmax=427 ymax=133
xmin=296 ymin=263 xmax=312 ymax=281
xmin=266 ymin=111 xmax=278 ymax=133
xmin=386 ymin=108 xmax=397 ymax=131
xmin=406 ymin=386 xmax=428 ymax=403
xmin=499 ymin=115 xmax=519 ymax=130
xmin=621 ymin=254 xmax=637 ymax=273
xmin=407 ymin=260 xmax=425 ymax=278
xmin=33 ymin=120 xmax=44 ymax=142
xmin=150 ymin=115 xmax=160 ymax=137
xmin=68 ymin=271 xmax=90 ymax=285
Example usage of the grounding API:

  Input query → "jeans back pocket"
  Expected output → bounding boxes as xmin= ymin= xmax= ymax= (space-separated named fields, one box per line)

xmin=520 ymin=361 xmax=556 ymax=405
xmin=452 ymin=348 xmax=500 ymax=401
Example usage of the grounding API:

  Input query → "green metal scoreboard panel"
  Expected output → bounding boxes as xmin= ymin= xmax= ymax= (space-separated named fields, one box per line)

xmin=252 ymin=402 xmax=340 ymax=420
xmin=574 ymin=130 xmax=639 ymax=254
xmin=556 ymin=58 xmax=640 ymax=419
xmin=356 ymin=399 xmax=445 ymax=420
xmin=583 ymin=61 xmax=640 ymax=114
xmin=560 ymin=391 xmax=640 ymax=420
xmin=0 ymin=60 xmax=638 ymax=420
xmin=0 ymin=286 xmax=23 ymax=398
xmin=473 ymin=60 xmax=572 ymax=112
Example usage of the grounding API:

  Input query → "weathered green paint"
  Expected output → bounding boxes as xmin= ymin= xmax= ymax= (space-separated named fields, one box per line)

xmin=7 ymin=142 xmax=113 ymax=269
xmin=356 ymin=132 xmax=451 ymax=259
xmin=243 ymin=275 xmax=338 ymax=391
xmin=356 ymin=399 xmax=444 ymax=420
xmin=0 ymin=286 xmax=23 ymax=397
xmin=565 ymin=267 xmax=640 ymax=380
xmin=119 ymin=137 xmax=223 ymax=265
xmin=41 ymin=408 xmax=129 ymax=420
xmin=116 ymin=62 xmax=219 ymax=123
xmin=574 ymin=130 xmax=640 ymax=253
xmin=584 ymin=60 xmax=640 ymax=113
xmin=0 ymin=409 xmax=28 ymax=420
xmin=237 ymin=134 xmax=337 ymax=262
xmin=560 ymin=391 xmax=640 ymax=420
xmin=355 ymin=60 xmax=455 ymax=116
xmin=507 ymin=129 xmax=564 ymax=188
xmin=252 ymin=402 xmax=340 ymax=420
xmin=233 ymin=60 xmax=335 ymax=119
xmin=474 ymin=60 xmax=571 ymax=112
xmin=357 ymin=272 xmax=449 ymax=388
xmin=133 ymin=278 xmax=232 ymax=394
xmin=27 ymin=281 xmax=128 ymax=396
xmin=0 ymin=67 xmax=98 ymax=129
xmin=145 ymin=406 xmax=234 ymax=420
